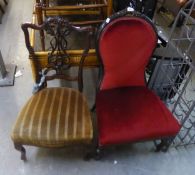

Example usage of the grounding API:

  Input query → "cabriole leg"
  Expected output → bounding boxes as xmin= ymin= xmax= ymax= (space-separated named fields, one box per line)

xmin=14 ymin=143 xmax=27 ymax=161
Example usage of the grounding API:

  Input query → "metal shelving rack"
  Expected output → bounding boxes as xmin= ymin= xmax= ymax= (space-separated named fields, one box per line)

xmin=150 ymin=0 xmax=195 ymax=148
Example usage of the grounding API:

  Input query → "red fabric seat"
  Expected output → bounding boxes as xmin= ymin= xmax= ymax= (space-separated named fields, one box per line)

xmin=96 ymin=87 xmax=181 ymax=146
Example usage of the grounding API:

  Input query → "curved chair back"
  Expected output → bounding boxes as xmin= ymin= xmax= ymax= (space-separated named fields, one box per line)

xmin=22 ymin=17 xmax=93 ymax=92
xmin=96 ymin=9 xmax=157 ymax=90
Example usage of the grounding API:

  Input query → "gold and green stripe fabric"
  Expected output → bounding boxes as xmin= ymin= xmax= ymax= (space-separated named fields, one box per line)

xmin=11 ymin=87 xmax=93 ymax=147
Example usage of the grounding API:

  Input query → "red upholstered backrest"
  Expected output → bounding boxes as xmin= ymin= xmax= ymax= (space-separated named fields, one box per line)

xmin=98 ymin=17 xmax=157 ymax=90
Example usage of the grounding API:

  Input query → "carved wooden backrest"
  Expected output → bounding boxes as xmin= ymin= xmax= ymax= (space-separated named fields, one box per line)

xmin=22 ymin=17 xmax=93 ymax=93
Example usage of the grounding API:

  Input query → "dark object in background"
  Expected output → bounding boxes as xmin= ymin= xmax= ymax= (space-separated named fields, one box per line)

xmin=175 ymin=1 xmax=192 ymax=27
xmin=115 ymin=0 xmax=136 ymax=11
xmin=143 ymin=0 xmax=158 ymax=19
xmin=115 ymin=0 xmax=157 ymax=19
xmin=148 ymin=47 xmax=190 ymax=100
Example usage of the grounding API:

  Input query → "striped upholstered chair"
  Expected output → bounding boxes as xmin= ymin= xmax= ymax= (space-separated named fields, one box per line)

xmin=11 ymin=17 xmax=93 ymax=161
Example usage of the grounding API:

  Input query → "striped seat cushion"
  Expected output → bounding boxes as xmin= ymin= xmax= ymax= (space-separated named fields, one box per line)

xmin=11 ymin=87 xmax=93 ymax=147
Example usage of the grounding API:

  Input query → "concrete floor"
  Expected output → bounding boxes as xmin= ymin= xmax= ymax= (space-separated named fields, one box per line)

xmin=1 ymin=0 xmax=195 ymax=175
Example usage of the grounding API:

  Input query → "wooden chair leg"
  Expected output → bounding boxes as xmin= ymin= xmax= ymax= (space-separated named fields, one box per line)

xmin=84 ymin=146 xmax=104 ymax=161
xmin=3 ymin=0 xmax=8 ymax=5
xmin=0 ymin=5 xmax=5 ymax=14
xmin=155 ymin=140 xmax=166 ymax=152
xmin=155 ymin=137 xmax=174 ymax=152
xmin=91 ymin=103 xmax=96 ymax=112
xmin=94 ymin=147 xmax=104 ymax=160
xmin=14 ymin=143 xmax=27 ymax=161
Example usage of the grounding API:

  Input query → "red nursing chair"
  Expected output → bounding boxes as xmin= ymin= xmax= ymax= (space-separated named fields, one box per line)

xmin=93 ymin=8 xmax=181 ymax=159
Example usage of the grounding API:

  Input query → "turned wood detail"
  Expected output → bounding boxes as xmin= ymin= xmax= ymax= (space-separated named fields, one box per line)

xmin=22 ymin=17 xmax=93 ymax=91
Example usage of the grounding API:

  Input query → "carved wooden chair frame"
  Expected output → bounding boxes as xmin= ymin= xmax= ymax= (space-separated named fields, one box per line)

xmin=25 ymin=12 xmax=99 ymax=84
xmin=12 ymin=17 xmax=94 ymax=161
xmin=22 ymin=16 xmax=93 ymax=89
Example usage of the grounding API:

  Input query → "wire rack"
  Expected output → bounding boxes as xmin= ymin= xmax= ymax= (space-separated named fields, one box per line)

xmin=149 ymin=0 xmax=195 ymax=147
